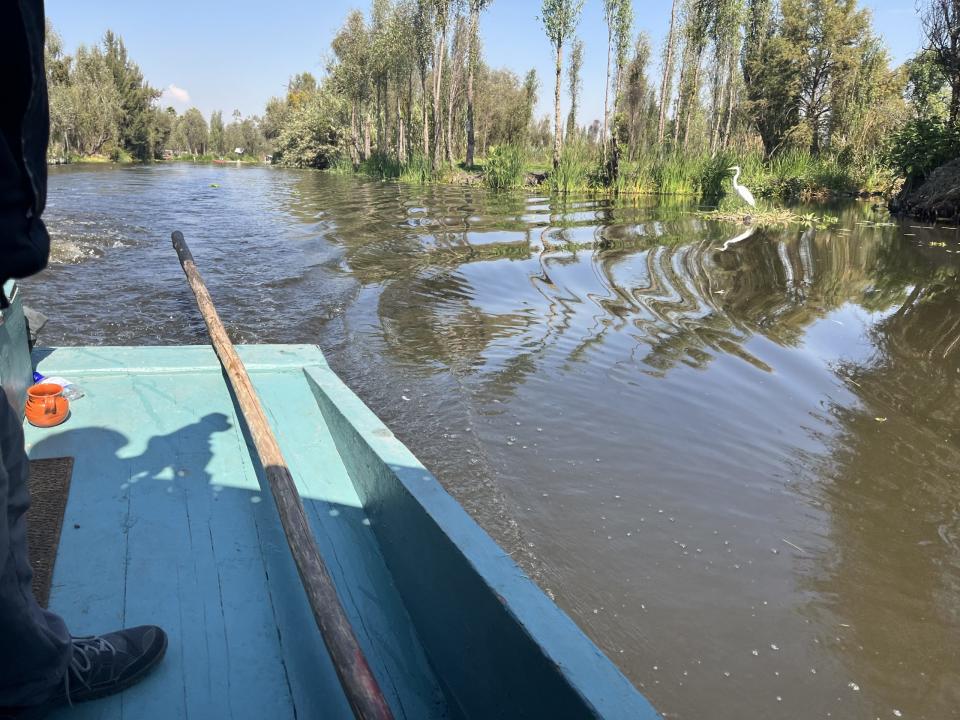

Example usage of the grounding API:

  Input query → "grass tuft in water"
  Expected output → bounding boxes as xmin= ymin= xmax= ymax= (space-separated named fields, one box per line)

xmin=483 ymin=144 xmax=527 ymax=189
xmin=550 ymin=143 xmax=594 ymax=193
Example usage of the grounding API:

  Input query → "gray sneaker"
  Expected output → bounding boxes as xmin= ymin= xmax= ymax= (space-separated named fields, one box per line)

xmin=1 ymin=625 xmax=167 ymax=718
xmin=59 ymin=626 xmax=168 ymax=704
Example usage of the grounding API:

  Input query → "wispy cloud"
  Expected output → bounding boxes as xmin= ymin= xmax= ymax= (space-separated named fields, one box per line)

xmin=161 ymin=84 xmax=190 ymax=105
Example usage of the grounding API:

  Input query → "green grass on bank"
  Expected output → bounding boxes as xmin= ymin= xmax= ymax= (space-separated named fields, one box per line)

xmin=341 ymin=143 xmax=893 ymax=202
xmin=165 ymin=154 xmax=264 ymax=164
xmin=527 ymin=144 xmax=894 ymax=201
xmin=312 ymin=143 xmax=901 ymax=203
xmin=49 ymin=152 xmax=265 ymax=166
xmin=48 ymin=152 xmax=128 ymax=165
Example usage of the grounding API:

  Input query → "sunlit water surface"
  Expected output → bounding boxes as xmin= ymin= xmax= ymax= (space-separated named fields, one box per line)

xmin=25 ymin=164 xmax=960 ymax=719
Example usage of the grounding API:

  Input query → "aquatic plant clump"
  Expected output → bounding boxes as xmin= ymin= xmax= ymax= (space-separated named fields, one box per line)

xmin=697 ymin=208 xmax=839 ymax=229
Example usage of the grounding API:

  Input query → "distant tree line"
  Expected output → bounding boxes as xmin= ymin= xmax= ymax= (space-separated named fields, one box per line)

xmin=41 ymin=1 xmax=960 ymax=192
xmin=45 ymin=23 xmax=267 ymax=162
xmin=268 ymin=0 xmax=919 ymax=186
xmin=265 ymin=0 xmax=539 ymax=170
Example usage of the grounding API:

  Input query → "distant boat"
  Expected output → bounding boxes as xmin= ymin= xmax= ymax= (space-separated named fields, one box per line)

xmin=1 ymin=279 xmax=660 ymax=719
xmin=212 ymin=158 xmax=232 ymax=165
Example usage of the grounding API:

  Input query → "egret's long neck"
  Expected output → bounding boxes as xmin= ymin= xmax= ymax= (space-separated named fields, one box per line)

xmin=732 ymin=167 xmax=740 ymax=185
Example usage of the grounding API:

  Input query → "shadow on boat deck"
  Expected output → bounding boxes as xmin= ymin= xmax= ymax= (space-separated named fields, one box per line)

xmin=30 ymin=417 xmax=448 ymax=719
xmin=22 ymin=345 xmax=660 ymax=720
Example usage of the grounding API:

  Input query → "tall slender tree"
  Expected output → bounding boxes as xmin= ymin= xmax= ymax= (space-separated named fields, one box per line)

xmin=608 ymin=0 xmax=632 ymax=176
xmin=209 ymin=110 xmax=225 ymax=155
xmin=102 ymin=30 xmax=160 ymax=160
xmin=709 ymin=0 xmax=744 ymax=152
xmin=465 ymin=0 xmax=493 ymax=166
xmin=566 ymin=38 xmax=584 ymax=138
xmin=445 ymin=13 xmax=469 ymax=163
xmin=621 ymin=33 xmax=654 ymax=158
xmin=541 ymin=0 xmax=585 ymax=169
xmin=330 ymin=10 xmax=372 ymax=164
xmin=674 ymin=0 xmax=713 ymax=149
xmin=414 ymin=0 xmax=435 ymax=158
xmin=431 ymin=0 xmax=457 ymax=168
xmin=601 ymin=0 xmax=631 ymax=163
xmin=657 ymin=0 xmax=680 ymax=145
xmin=920 ymin=0 xmax=960 ymax=124
xmin=603 ymin=0 xmax=617 ymax=160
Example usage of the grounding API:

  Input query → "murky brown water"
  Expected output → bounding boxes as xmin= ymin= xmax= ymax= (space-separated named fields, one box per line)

xmin=25 ymin=165 xmax=960 ymax=719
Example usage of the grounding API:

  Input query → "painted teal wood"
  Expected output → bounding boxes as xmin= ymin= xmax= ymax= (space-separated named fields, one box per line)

xmin=18 ymin=343 xmax=660 ymax=720
xmin=0 ymin=281 xmax=32 ymax=412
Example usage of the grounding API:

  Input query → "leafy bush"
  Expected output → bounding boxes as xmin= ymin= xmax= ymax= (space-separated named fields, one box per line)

xmin=888 ymin=118 xmax=960 ymax=187
xmin=272 ymin=90 xmax=345 ymax=169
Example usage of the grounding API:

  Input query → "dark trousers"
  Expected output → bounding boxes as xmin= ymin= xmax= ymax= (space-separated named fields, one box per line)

xmin=0 ymin=394 xmax=70 ymax=706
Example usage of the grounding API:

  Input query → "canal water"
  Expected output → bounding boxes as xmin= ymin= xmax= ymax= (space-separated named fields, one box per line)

xmin=25 ymin=164 xmax=960 ymax=719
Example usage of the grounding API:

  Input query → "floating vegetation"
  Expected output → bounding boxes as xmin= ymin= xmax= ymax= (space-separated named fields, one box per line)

xmin=697 ymin=208 xmax=839 ymax=229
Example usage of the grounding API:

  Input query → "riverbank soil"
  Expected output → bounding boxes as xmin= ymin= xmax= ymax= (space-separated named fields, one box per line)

xmin=891 ymin=157 xmax=960 ymax=221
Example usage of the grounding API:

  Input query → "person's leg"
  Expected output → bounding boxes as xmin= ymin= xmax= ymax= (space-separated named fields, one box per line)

xmin=0 ymin=395 xmax=71 ymax=707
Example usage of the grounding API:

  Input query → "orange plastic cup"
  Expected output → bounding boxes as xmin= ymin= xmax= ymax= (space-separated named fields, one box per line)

xmin=25 ymin=383 xmax=70 ymax=428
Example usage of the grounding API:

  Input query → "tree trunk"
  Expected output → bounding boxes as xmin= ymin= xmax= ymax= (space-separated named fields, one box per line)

xmin=722 ymin=80 xmax=736 ymax=148
xmin=406 ymin=72 xmax=414 ymax=161
xmin=432 ymin=24 xmax=448 ymax=169
xmin=465 ymin=5 xmax=478 ymax=167
xmin=608 ymin=133 xmax=620 ymax=186
xmin=603 ymin=26 xmax=612 ymax=165
xmin=377 ymin=81 xmax=384 ymax=155
xmin=682 ymin=60 xmax=701 ymax=150
xmin=380 ymin=76 xmax=390 ymax=155
xmin=657 ymin=0 xmax=679 ymax=146
xmin=446 ymin=86 xmax=454 ymax=164
xmin=611 ymin=41 xmax=624 ymax=149
xmin=553 ymin=42 xmax=563 ymax=170
xmin=445 ymin=38 xmax=456 ymax=166
xmin=421 ymin=72 xmax=430 ymax=158
xmin=397 ymin=90 xmax=406 ymax=162
xmin=952 ymin=77 xmax=960 ymax=125
xmin=673 ymin=53 xmax=687 ymax=145
xmin=363 ymin=111 xmax=372 ymax=160
xmin=350 ymin=103 xmax=360 ymax=167
xmin=718 ymin=44 xmax=738 ymax=150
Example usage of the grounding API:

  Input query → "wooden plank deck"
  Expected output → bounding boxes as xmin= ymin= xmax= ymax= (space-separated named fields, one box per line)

xmin=24 ymin=345 xmax=448 ymax=720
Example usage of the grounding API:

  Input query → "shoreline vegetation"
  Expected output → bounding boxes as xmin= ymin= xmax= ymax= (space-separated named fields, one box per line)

xmin=51 ymin=144 xmax=892 ymax=204
xmin=43 ymin=0 xmax=960 ymax=216
xmin=49 ymin=153 xmax=265 ymax=166
xmin=339 ymin=144 xmax=893 ymax=202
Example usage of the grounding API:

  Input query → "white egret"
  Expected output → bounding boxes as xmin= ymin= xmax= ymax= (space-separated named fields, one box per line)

xmin=728 ymin=166 xmax=756 ymax=208
xmin=721 ymin=226 xmax=756 ymax=251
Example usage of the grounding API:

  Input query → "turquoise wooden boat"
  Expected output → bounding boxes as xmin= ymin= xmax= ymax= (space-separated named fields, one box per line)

xmin=1 ymin=281 xmax=660 ymax=719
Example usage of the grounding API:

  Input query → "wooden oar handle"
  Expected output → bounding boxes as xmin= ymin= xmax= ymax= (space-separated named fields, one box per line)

xmin=171 ymin=231 xmax=394 ymax=720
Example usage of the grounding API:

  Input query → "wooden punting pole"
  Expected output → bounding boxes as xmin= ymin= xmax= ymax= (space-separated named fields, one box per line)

xmin=172 ymin=231 xmax=394 ymax=720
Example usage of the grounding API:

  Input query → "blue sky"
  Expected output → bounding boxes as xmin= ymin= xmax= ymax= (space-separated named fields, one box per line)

xmin=46 ymin=0 xmax=922 ymax=125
